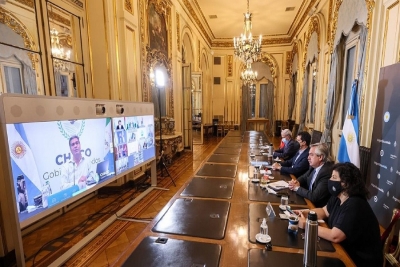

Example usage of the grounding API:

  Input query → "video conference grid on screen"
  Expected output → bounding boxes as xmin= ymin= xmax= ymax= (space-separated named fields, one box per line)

xmin=7 ymin=115 xmax=155 ymax=225
xmin=112 ymin=115 xmax=155 ymax=175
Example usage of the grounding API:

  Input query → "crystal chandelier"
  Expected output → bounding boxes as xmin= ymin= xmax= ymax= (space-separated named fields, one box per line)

xmin=233 ymin=0 xmax=262 ymax=64
xmin=50 ymin=28 xmax=71 ymax=72
xmin=241 ymin=63 xmax=257 ymax=86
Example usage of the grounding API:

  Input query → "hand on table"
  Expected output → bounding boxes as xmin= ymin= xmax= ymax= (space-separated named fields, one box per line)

xmin=288 ymin=180 xmax=300 ymax=191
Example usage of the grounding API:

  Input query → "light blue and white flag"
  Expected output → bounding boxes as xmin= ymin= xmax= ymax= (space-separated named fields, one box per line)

xmin=337 ymin=79 xmax=360 ymax=167
xmin=7 ymin=123 xmax=42 ymax=207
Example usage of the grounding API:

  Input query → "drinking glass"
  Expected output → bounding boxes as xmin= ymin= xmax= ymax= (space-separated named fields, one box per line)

xmin=281 ymin=195 xmax=289 ymax=208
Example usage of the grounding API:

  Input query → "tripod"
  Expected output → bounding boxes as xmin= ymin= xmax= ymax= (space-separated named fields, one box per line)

xmin=157 ymin=85 xmax=176 ymax=187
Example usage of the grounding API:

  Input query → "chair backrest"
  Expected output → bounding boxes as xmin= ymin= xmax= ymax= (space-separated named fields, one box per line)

xmin=310 ymin=130 xmax=322 ymax=144
xmin=383 ymin=209 xmax=400 ymax=266
xmin=292 ymin=124 xmax=299 ymax=136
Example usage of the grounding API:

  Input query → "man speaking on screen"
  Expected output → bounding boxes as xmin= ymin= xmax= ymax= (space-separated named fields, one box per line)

xmin=61 ymin=136 xmax=95 ymax=190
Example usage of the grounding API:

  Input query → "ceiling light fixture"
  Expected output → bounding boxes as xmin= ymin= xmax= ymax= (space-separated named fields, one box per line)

xmin=50 ymin=28 xmax=71 ymax=72
xmin=241 ymin=63 xmax=257 ymax=86
xmin=233 ymin=0 xmax=262 ymax=64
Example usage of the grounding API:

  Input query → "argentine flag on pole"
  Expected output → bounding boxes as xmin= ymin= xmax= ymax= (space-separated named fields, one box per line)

xmin=337 ymin=79 xmax=360 ymax=167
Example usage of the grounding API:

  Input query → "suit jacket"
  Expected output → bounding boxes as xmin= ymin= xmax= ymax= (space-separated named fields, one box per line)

xmin=296 ymin=161 xmax=334 ymax=208
xmin=273 ymin=139 xmax=299 ymax=160
xmin=280 ymin=147 xmax=310 ymax=178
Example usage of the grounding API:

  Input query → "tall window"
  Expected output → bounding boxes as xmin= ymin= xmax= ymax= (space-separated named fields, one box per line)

xmin=340 ymin=28 xmax=360 ymax=128
xmin=1 ymin=60 xmax=24 ymax=94
xmin=306 ymin=61 xmax=317 ymax=126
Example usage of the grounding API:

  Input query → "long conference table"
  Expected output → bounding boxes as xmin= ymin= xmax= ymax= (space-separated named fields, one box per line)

xmin=115 ymin=131 xmax=355 ymax=266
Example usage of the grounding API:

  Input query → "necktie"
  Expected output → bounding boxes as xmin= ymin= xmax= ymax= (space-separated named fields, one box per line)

xmin=309 ymin=169 xmax=317 ymax=191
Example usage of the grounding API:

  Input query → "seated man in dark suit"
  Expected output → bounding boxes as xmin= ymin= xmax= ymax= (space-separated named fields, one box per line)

xmin=273 ymin=129 xmax=299 ymax=160
xmin=272 ymin=131 xmax=311 ymax=178
xmin=288 ymin=143 xmax=333 ymax=207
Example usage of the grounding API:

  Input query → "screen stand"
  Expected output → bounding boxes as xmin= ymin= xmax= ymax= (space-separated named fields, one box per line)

xmin=158 ymin=151 xmax=176 ymax=187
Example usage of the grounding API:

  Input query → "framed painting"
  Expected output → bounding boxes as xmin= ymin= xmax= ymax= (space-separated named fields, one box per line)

xmin=148 ymin=2 xmax=168 ymax=55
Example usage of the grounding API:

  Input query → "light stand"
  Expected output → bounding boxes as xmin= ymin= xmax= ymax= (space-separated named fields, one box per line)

xmin=155 ymin=69 xmax=175 ymax=186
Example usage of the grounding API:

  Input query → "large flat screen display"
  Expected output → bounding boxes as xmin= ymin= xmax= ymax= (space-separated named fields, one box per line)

xmin=113 ymin=115 xmax=155 ymax=174
xmin=6 ymin=118 xmax=115 ymax=226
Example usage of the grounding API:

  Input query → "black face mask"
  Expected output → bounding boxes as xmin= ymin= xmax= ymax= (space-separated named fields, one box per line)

xmin=328 ymin=180 xmax=343 ymax=197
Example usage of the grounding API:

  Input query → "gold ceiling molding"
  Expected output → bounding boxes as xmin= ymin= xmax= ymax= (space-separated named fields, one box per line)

xmin=288 ymin=41 xmax=299 ymax=75
xmin=182 ymin=0 xmax=212 ymax=45
xmin=15 ymin=0 xmax=34 ymax=9
xmin=176 ymin=13 xmax=180 ymax=48
xmin=125 ymin=0 xmax=133 ymax=14
xmin=290 ymin=0 xmax=319 ymax=42
xmin=49 ymin=10 xmax=71 ymax=27
xmin=302 ymin=16 xmax=320 ymax=70
xmin=0 ymin=7 xmax=38 ymax=69
xmin=329 ymin=0 xmax=374 ymax=53
xmin=212 ymin=37 xmax=292 ymax=48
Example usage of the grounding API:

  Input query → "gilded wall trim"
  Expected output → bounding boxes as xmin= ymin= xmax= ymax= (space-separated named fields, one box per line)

xmin=260 ymin=53 xmax=279 ymax=79
xmin=302 ymin=16 xmax=320 ymax=70
xmin=15 ymin=0 xmax=34 ymax=9
xmin=227 ymin=55 xmax=233 ymax=77
xmin=125 ymin=0 xmax=133 ymax=14
xmin=176 ymin=13 xmax=180 ymax=48
xmin=67 ymin=0 xmax=84 ymax=9
xmin=140 ymin=0 xmax=174 ymax=117
xmin=49 ymin=10 xmax=71 ymax=27
xmin=0 ymin=7 xmax=38 ymax=69
xmin=289 ymin=42 xmax=299 ymax=75
xmin=182 ymin=0 xmax=212 ymax=45
xmin=285 ymin=52 xmax=291 ymax=74
xmin=198 ymin=40 xmax=200 ymax=70
xmin=329 ymin=0 xmax=374 ymax=53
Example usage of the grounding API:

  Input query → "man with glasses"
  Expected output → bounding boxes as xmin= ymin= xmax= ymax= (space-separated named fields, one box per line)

xmin=288 ymin=143 xmax=333 ymax=207
xmin=272 ymin=131 xmax=311 ymax=177
xmin=272 ymin=129 xmax=299 ymax=160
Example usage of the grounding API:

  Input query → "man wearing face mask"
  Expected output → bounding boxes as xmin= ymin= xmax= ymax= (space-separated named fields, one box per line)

xmin=294 ymin=162 xmax=382 ymax=267
xmin=272 ymin=129 xmax=299 ymax=160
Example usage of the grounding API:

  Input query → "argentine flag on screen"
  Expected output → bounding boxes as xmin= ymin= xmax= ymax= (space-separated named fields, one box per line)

xmin=7 ymin=124 xmax=42 ymax=205
xmin=337 ymin=79 xmax=360 ymax=168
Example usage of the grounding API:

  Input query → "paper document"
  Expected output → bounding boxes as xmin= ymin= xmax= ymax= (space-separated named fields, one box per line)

xmin=267 ymin=180 xmax=289 ymax=191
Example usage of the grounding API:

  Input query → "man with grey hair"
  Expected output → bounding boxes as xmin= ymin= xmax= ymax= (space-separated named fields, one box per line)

xmin=288 ymin=143 xmax=333 ymax=207
xmin=273 ymin=129 xmax=299 ymax=160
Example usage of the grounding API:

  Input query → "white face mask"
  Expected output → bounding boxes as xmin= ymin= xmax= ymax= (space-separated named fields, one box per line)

xmin=282 ymin=138 xmax=288 ymax=144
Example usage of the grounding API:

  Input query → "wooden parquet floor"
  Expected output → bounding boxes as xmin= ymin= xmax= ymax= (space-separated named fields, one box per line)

xmin=22 ymin=135 xmax=223 ymax=267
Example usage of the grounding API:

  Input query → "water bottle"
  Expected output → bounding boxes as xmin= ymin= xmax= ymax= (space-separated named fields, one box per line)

xmin=303 ymin=211 xmax=318 ymax=267
xmin=268 ymin=143 xmax=273 ymax=157
xmin=260 ymin=218 xmax=268 ymax=236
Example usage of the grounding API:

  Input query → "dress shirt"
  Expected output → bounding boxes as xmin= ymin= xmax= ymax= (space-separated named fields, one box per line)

xmin=309 ymin=164 xmax=323 ymax=190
